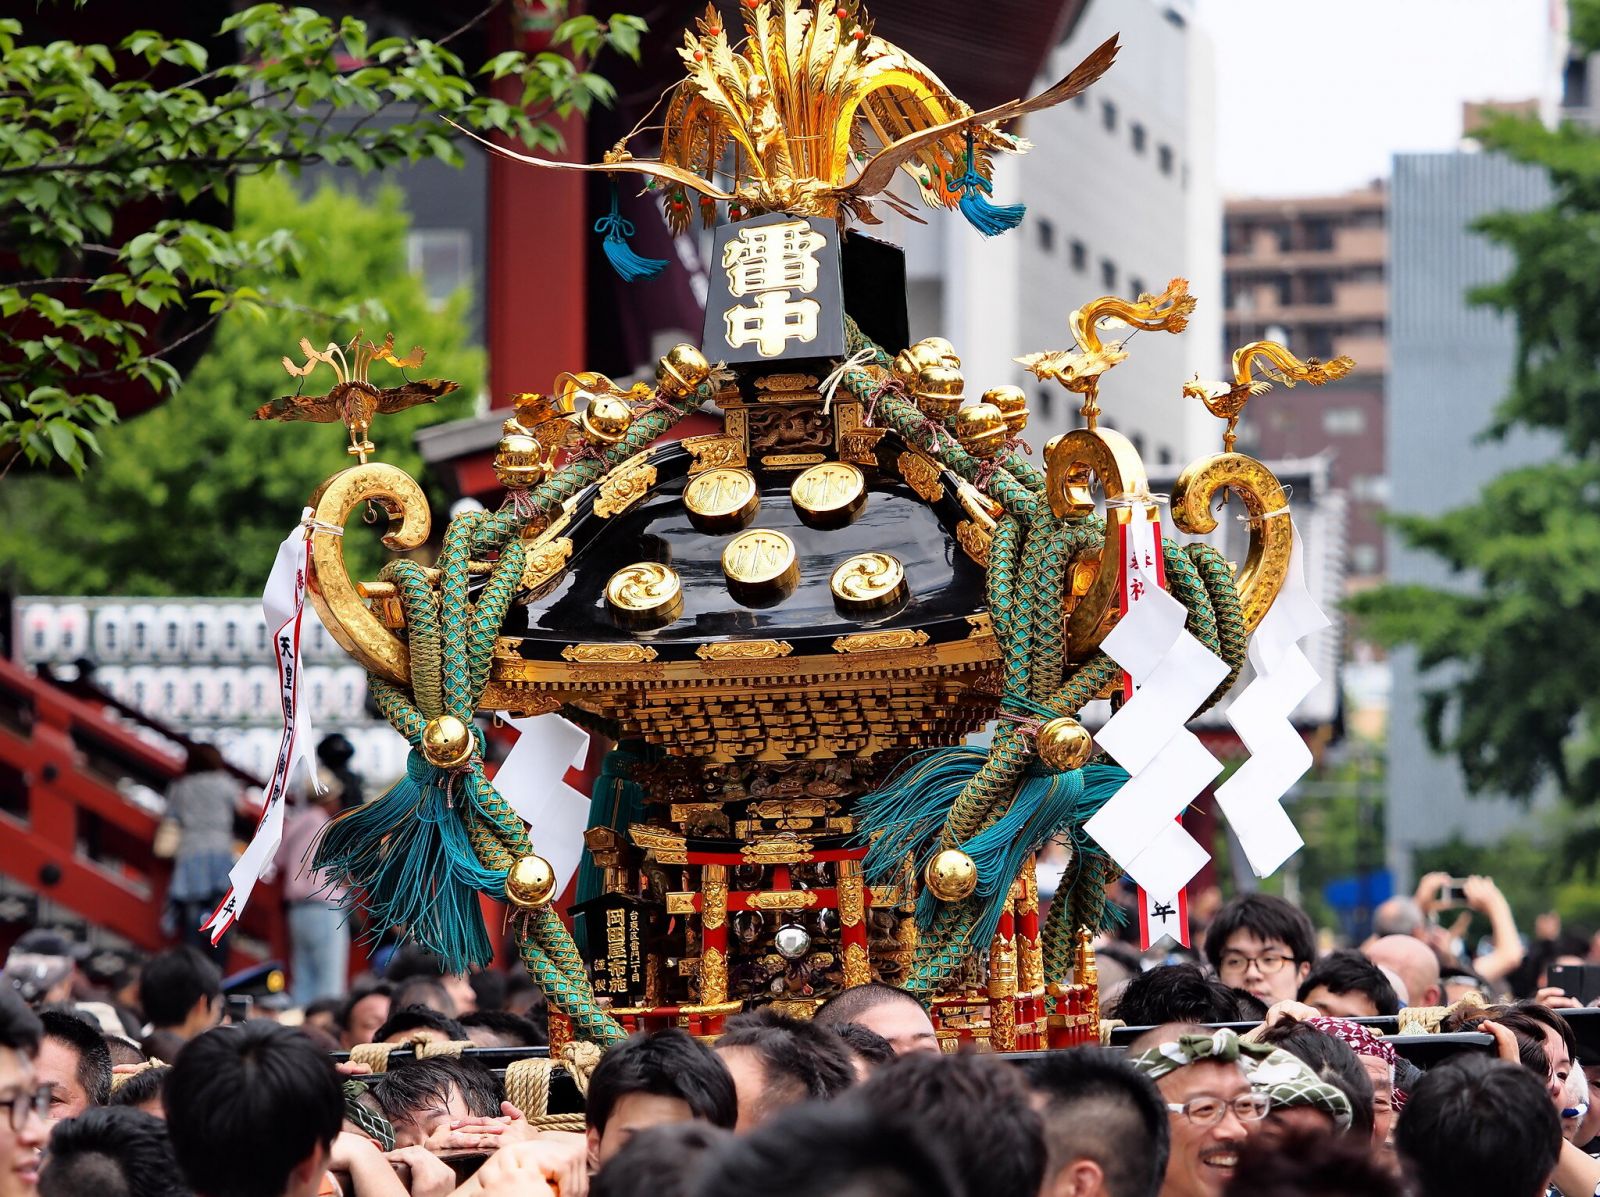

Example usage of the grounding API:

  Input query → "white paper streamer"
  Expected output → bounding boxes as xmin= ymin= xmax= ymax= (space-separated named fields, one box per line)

xmin=1084 ymin=515 xmax=1226 ymax=905
xmin=1213 ymin=524 xmax=1329 ymax=877
xmin=202 ymin=510 xmax=322 ymax=943
xmin=494 ymin=713 xmax=593 ymax=895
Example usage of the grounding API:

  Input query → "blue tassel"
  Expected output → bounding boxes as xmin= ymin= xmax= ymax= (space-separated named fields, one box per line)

xmin=952 ymin=127 xmax=1025 ymax=237
xmin=595 ymin=185 xmax=668 ymax=282
xmin=312 ymin=749 xmax=507 ymax=975
xmin=856 ymin=747 xmax=989 ymax=884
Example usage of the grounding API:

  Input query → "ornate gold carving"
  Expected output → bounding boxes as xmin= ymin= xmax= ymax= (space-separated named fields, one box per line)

xmin=954 ymin=480 xmax=1001 ymax=527
xmin=748 ymin=799 xmax=830 ymax=819
xmin=754 ymin=373 xmax=820 ymax=394
xmin=1186 ymin=340 xmax=1355 ymax=452
xmin=830 ymin=552 xmax=906 ymax=610
xmin=965 ymin=613 xmax=994 ymax=638
xmin=306 ymin=463 xmax=433 ymax=685
xmin=683 ymin=433 xmax=747 ymax=475
xmin=722 ymin=529 xmax=799 ymax=599
xmin=840 ymin=426 xmax=890 ymax=466
xmin=832 ymin=629 xmax=930 ymax=654
xmin=843 ymin=940 xmax=871 ymax=987
xmin=791 ymin=461 xmax=867 ymax=524
xmin=761 ymin=452 xmax=827 ymax=469
xmin=702 ymin=865 xmax=728 ymax=930
xmin=723 ymin=406 xmax=748 ymax=444
xmin=897 ymin=450 xmax=945 ymax=503
xmin=837 ymin=859 xmax=866 ymax=928
xmin=746 ymin=890 xmax=818 ymax=911
xmin=593 ymin=456 xmax=657 ymax=519
xmin=684 ymin=467 xmax=759 ymax=532
xmin=1171 ymin=452 xmax=1292 ymax=634
xmin=748 ymin=403 xmax=831 ymax=454
xmin=695 ymin=640 xmax=794 ymax=660
xmin=740 ymin=838 xmax=816 ymax=864
xmin=666 ymin=893 xmax=698 ymax=915
xmin=955 ymin=520 xmax=990 ymax=567
xmin=561 ymin=643 xmax=659 ymax=664
xmin=605 ymin=563 xmax=684 ymax=628
xmin=521 ymin=536 xmax=573 ymax=592
xmin=629 ymin=824 xmax=688 ymax=865
xmin=698 ymin=945 xmax=728 ymax=1004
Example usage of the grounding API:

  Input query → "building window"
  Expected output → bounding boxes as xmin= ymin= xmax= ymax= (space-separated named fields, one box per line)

xmin=407 ymin=228 xmax=471 ymax=310
xmin=1323 ymin=407 xmax=1366 ymax=436
xmin=1131 ymin=122 xmax=1147 ymax=153
xmin=1070 ymin=240 xmax=1087 ymax=272
xmin=1157 ymin=144 xmax=1174 ymax=175
xmin=1129 ymin=277 xmax=1146 ymax=300
xmin=1275 ymin=275 xmax=1293 ymax=306
xmin=1304 ymin=273 xmax=1335 ymax=305
xmin=1037 ymin=218 xmax=1056 ymax=252
xmin=1351 ymin=475 xmax=1390 ymax=503
xmin=1074 ymin=91 xmax=1088 ymax=110
xmin=1303 ymin=218 xmax=1335 ymax=250
xmin=1102 ymin=100 xmax=1117 ymax=132
xmin=1158 ymin=446 xmax=1174 ymax=464
xmin=1351 ymin=543 xmax=1380 ymax=574
xmin=1100 ymin=259 xmax=1117 ymax=291
xmin=1037 ymin=388 xmax=1054 ymax=419
xmin=1305 ymin=326 xmax=1336 ymax=357
xmin=1224 ymin=223 xmax=1250 ymax=256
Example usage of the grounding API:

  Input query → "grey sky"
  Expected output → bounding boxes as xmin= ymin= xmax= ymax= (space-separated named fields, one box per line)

xmin=1191 ymin=0 xmax=1562 ymax=198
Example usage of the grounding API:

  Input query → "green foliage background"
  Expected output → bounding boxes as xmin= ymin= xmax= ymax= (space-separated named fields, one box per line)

xmin=0 ymin=173 xmax=481 ymax=595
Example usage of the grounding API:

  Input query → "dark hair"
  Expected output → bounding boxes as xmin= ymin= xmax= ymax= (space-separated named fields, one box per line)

xmin=40 ymin=1009 xmax=114 ymax=1107
xmin=1203 ymin=894 xmax=1316 ymax=971
xmin=338 ymin=981 xmax=391 ymax=1029
xmin=1395 ymin=1055 xmax=1560 ymax=1197
xmin=813 ymin=981 xmax=928 ymax=1026
xmin=186 ymin=744 xmax=227 ymax=773
xmin=390 ymin=976 xmax=456 ymax=1018
xmin=830 ymin=1022 xmax=897 ymax=1067
xmin=385 ymin=945 xmax=450 ymax=983
xmin=1111 ymin=963 xmax=1259 ymax=1026
xmin=469 ymin=970 xmax=509 ymax=1013
xmin=1023 ymin=1048 xmax=1170 ymax=1197
xmin=587 ymin=1028 xmax=737 ymax=1134
xmin=1225 ymin=1126 xmax=1403 ymax=1197
xmin=165 ymin=1023 xmax=344 ymax=1197
xmin=373 ymin=1005 xmax=467 ymax=1045
xmin=140 ymin=1029 xmax=187 ymax=1065
xmin=697 ymin=1093 xmax=963 ymax=1197
xmin=1297 ymin=950 xmax=1400 ymax=1017
xmin=460 ymin=1009 xmax=546 ymax=1048
xmin=1256 ymin=1020 xmax=1376 ymax=1139
xmin=717 ymin=1009 xmax=857 ymax=1116
xmin=592 ymin=1121 xmax=734 ymax=1197
xmin=374 ymin=1057 xmax=500 ymax=1127
xmin=103 ymin=1036 xmax=147 ymax=1067
xmin=1441 ymin=1001 xmax=1577 ymax=1081
xmin=303 ymin=996 xmax=343 ymax=1024
xmin=0 ymin=986 xmax=43 ymax=1054
xmin=40 ymin=1106 xmax=193 ymax=1197
xmin=854 ymin=1051 xmax=1046 ymax=1197
xmin=107 ymin=1065 xmax=171 ymax=1113
xmin=137 ymin=947 xmax=221 ymax=1030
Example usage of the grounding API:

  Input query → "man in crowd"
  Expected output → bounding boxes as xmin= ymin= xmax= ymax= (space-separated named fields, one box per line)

xmin=1129 ymin=1027 xmax=1271 ymax=1197
xmin=37 ymin=1107 xmax=191 ymax=1197
xmin=713 ymin=1009 xmax=856 ymax=1130
xmin=812 ymin=982 xmax=941 ymax=1055
xmin=1204 ymin=895 xmax=1316 ymax=1007
xmin=1363 ymin=935 xmax=1442 ymax=1008
xmin=136 ymin=948 xmax=221 ymax=1053
xmin=0 ymin=989 xmax=47 ymax=1197
xmin=584 ymin=1028 xmax=737 ymax=1170
xmin=35 ymin=1011 xmax=111 ymax=1123
xmin=339 ymin=983 xmax=392 ymax=1050
xmin=1396 ymin=1054 xmax=1560 ymax=1197
xmin=1025 ymin=1048 xmax=1170 ymax=1197
xmin=1297 ymin=950 xmax=1400 ymax=1018
xmin=373 ymin=1007 xmax=466 ymax=1047
xmin=373 ymin=1058 xmax=499 ymax=1149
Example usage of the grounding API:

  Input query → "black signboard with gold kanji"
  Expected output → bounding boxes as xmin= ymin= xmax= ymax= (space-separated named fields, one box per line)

xmin=702 ymin=211 xmax=846 ymax=365
xmin=572 ymin=892 xmax=652 ymax=1005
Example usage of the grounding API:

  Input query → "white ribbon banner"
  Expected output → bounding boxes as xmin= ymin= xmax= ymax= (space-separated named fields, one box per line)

xmin=1213 ymin=523 xmax=1329 ymax=877
xmin=202 ymin=510 xmax=322 ymax=943
xmin=493 ymin=713 xmax=593 ymax=896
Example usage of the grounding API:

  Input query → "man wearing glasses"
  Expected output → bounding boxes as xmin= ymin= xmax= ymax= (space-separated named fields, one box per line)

xmin=0 ymin=988 xmax=48 ymax=1197
xmin=1203 ymin=893 xmax=1316 ymax=1006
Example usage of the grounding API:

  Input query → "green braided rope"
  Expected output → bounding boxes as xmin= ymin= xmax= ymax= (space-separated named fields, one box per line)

xmin=986 ymin=515 xmax=1026 ymax=699
xmin=1041 ymin=862 xmax=1078 ymax=984
xmin=382 ymin=560 xmax=444 ymax=719
xmin=1186 ymin=542 xmax=1248 ymax=711
xmin=1162 ymin=539 xmax=1220 ymax=660
xmin=468 ymin=541 xmax=526 ymax=700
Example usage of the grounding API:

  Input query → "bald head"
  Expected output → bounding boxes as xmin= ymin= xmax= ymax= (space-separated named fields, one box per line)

xmin=1363 ymin=935 xmax=1441 ymax=1007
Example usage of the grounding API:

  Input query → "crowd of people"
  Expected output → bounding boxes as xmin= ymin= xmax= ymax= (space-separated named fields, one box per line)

xmin=4 ymin=879 xmax=1600 ymax=1197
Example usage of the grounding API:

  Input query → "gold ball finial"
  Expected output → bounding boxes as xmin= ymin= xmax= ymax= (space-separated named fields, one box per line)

xmin=1036 ymin=717 xmax=1094 ymax=772
xmin=581 ymin=393 xmax=633 ymax=443
xmin=924 ymin=848 xmax=978 ymax=902
xmin=911 ymin=364 xmax=965 ymax=420
xmin=505 ymin=855 xmax=558 ymax=908
xmin=656 ymin=344 xmax=712 ymax=399
xmin=983 ymin=386 xmax=1029 ymax=438
xmin=920 ymin=336 xmax=961 ymax=368
xmin=892 ymin=341 xmax=946 ymax=386
xmin=954 ymin=402 xmax=1007 ymax=459
xmin=420 ymin=715 xmax=474 ymax=770
xmin=493 ymin=420 xmax=546 ymax=489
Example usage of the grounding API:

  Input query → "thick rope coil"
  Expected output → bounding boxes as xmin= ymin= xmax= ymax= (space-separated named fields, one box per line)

xmin=347 ymin=1042 xmax=397 ymax=1073
xmin=504 ymin=1058 xmax=555 ymax=1118
xmin=383 ymin=559 xmax=444 ymax=719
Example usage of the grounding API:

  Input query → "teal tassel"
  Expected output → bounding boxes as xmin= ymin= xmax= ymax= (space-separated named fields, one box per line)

xmin=953 ymin=127 xmax=1025 ymax=237
xmin=857 ymin=747 xmax=989 ymax=884
xmin=573 ymin=743 xmax=654 ymax=946
xmin=312 ymin=750 xmax=507 ymax=975
xmin=595 ymin=185 xmax=668 ymax=281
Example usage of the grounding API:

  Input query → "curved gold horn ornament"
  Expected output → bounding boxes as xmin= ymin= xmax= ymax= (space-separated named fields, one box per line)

xmin=306 ymin=463 xmax=432 ymax=685
xmin=1044 ymin=427 xmax=1158 ymax=659
xmin=1170 ymin=452 xmax=1291 ymax=634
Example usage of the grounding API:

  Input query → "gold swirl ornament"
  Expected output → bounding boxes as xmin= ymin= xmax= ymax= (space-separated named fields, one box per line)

xmin=306 ymin=463 xmax=433 ymax=685
xmin=830 ymin=552 xmax=907 ymax=612
xmin=1043 ymin=427 xmax=1159 ymax=660
xmin=606 ymin=562 xmax=685 ymax=628
xmin=1171 ymin=452 xmax=1291 ymax=634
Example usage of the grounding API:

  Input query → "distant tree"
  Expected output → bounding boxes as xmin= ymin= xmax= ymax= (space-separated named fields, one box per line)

xmin=0 ymin=172 xmax=481 ymax=595
xmin=0 ymin=3 xmax=642 ymax=475
xmin=1349 ymin=4 xmax=1600 ymax=819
